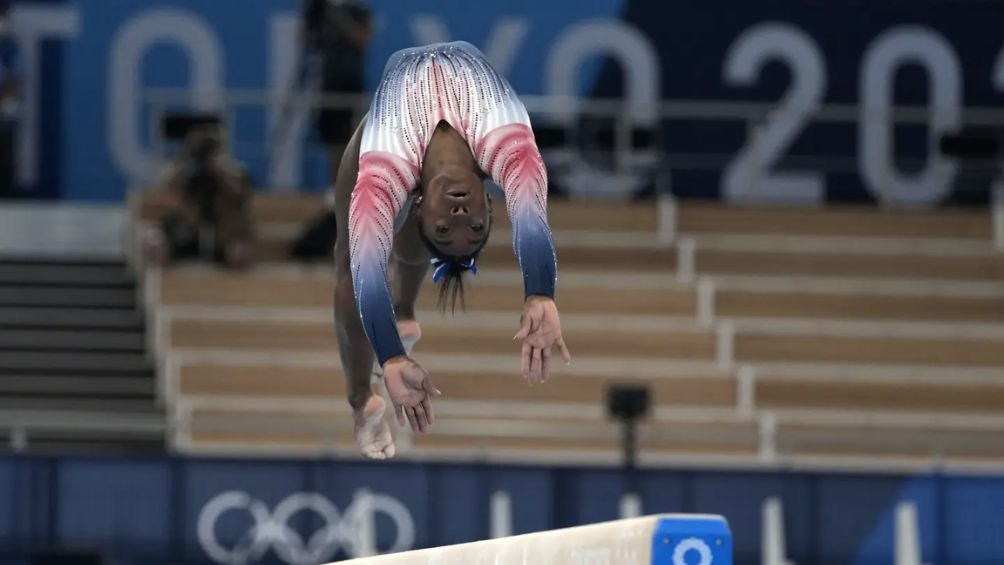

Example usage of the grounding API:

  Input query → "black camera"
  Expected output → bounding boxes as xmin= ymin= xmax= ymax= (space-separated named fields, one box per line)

xmin=606 ymin=384 xmax=650 ymax=421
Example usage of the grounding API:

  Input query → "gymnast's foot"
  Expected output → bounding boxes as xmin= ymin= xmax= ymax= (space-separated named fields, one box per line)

xmin=397 ymin=319 xmax=422 ymax=352
xmin=354 ymin=394 xmax=395 ymax=459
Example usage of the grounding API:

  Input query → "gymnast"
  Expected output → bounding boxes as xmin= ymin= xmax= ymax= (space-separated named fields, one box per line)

xmin=332 ymin=41 xmax=571 ymax=459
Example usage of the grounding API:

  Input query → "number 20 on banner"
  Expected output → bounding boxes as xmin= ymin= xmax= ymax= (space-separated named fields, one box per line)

xmin=722 ymin=23 xmax=1004 ymax=206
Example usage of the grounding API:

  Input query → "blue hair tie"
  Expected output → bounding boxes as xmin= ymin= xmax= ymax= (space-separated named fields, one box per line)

xmin=431 ymin=257 xmax=478 ymax=283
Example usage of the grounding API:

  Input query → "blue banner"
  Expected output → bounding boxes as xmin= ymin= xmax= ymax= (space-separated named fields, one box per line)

xmin=2 ymin=455 xmax=1004 ymax=564
xmin=13 ymin=0 xmax=624 ymax=201
xmin=12 ymin=0 xmax=1004 ymax=204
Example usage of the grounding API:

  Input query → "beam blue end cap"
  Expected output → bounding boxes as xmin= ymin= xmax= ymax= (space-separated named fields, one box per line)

xmin=649 ymin=514 xmax=732 ymax=565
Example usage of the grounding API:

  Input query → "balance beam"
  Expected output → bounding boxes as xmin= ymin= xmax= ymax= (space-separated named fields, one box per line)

xmin=339 ymin=514 xmax=732 ymax=564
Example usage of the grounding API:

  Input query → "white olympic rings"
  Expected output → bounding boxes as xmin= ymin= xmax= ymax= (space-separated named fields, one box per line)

xmin=196 ymin=490 xmax=415 ymax=565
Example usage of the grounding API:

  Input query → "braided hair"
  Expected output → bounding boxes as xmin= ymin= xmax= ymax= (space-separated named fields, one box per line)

xmin=415 ymin=196 xmax=493 ymax=313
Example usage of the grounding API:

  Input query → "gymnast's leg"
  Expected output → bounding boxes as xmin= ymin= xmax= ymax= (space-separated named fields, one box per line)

xmin=339 ymin=213 xmax=428 ymax=458
xmin=332 ymin=127 xmax=398 ymax=458
xmin=390 ymin=211 xmax=431 ymax=352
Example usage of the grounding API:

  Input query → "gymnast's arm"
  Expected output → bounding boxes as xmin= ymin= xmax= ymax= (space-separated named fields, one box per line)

xmin=332 ymin=125 xmax=379 ymax=405
xmin=475 ymin=123 xmax=556 ymax=301
xmin=335 ymin=123 xmax=416 ymax=367
xmin=334 ymin=123 xmax=436 ymax=431
xmin=475 ymin=122 xmax=570 ymax=382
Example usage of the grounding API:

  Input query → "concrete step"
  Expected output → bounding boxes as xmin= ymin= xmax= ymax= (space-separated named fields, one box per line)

xmin=0 ymin=351 xmax=152 ymax=375
xmin=0 ymin=257 xmax=125 ymax=266
xmin=0 ymin=375 xmax=155 ymax=397
xmin=0 ymin=286 xmax=137 ymax=308
xmin=0 ymin=263 xmax=133 ymax=287
xmin=0 ymin=307 xmax=144 ymax=330
xmin=0 ymin=329 xmax=145 ymax=352
xmin=0 ymin=396 xmax=156 ymax=413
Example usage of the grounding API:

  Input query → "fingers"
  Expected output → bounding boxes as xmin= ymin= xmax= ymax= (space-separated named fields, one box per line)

xmin=541 ymin=347 xmax=551 ymax=383
xmin=419 ymin=379 xmax=437 ymax=426
xmin=397 ymin=398 xmax=433 ymax=433
xmin=521 ymin=341 xmax=531 ymax=380
xmin=405 ymin=405 xmax=421 ymax=433
xmin=412 ymin=402 xmax=429 ymax=433
xmin=529 ymin=346 xmax=542 ymax=384
xmin=514 ymin=314 xmax=532 ymax=341
xmin=558 ymin=337 xmax=572 ymax=364
xmin=422 ymin=395 xmax=434 ymax=426
xmin=422 ymin=377 xmax=442 ymax=397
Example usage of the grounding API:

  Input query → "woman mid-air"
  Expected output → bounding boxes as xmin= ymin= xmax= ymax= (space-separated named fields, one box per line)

xmin=333 ymin=41 xmax=571 ymax=459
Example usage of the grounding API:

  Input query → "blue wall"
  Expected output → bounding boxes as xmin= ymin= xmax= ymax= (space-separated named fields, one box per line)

xmin=1 ymin=455 xmax=1004 ymax=564
xmin=13 ymin=0 xmax=1004 ymax=204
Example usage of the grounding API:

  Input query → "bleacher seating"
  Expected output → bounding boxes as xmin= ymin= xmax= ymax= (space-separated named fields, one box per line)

xmin=0 ymin=258 xmax=164 ymax=452
xmin=131 ymin=192 xmax=1004 ymax=469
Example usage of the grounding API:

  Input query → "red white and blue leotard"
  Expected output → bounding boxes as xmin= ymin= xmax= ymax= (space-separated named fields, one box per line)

xmin=348 ymin=41 xmax=557 ymax=365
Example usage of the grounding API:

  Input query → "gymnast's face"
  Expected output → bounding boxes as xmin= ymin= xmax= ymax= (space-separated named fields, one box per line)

xmin=417 ymin=168 xmax=491 ymax=258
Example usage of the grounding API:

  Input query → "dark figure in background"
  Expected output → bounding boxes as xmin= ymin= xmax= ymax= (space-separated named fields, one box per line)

xmin=144 ymin=127 xmax=254 ymax=269
xmin=290 ymin=0 xmax=373 ymax=261
xmin=308 ymin=0 xmax=372 ymax=178
xmin=0 ymin=1 xmax=21 ymax=198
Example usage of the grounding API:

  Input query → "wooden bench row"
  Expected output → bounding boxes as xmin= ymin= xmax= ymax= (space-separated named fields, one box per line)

xmin=132 ymin=193 xmax=992 ymax=240
xmin=169 ymin=318 xmax=717 ymax=360
xmin=175 ymin=360 xmax=1004 ymax=416
xmin=159 ymin=272 xmax=699 ymax=316
xmin=167 ymin=316 xmax=1004 ymax=366
xmin=251 ymin=233 xmax=1004 ymax=280
xmin=179 ymin=407 xmax=1004 ymax=462
xmin=159 ymin=269 xmax=1004 ymax=322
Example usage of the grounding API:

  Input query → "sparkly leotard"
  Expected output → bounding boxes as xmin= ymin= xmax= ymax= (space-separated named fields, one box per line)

xmin=348 ymin=41 xmax=556 ymax=365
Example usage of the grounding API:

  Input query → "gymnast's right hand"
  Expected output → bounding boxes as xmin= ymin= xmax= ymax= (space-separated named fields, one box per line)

xmin=382 ymin=356 xmax=440 ymax=433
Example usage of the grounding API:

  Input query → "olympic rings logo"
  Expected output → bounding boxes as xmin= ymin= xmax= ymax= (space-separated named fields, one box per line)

xmin=197 ymin=490 xmax=415 ymax=565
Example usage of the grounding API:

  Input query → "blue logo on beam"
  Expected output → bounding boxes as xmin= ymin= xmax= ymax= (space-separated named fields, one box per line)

xmin=650 ymin=514 xmax=732 ymax=564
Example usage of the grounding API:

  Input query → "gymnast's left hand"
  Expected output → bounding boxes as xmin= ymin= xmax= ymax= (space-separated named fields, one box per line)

xmin=383 ymin=356 xmax=439 ymax=433
xmin=514 ymin=296 xmax=572 ymax=385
